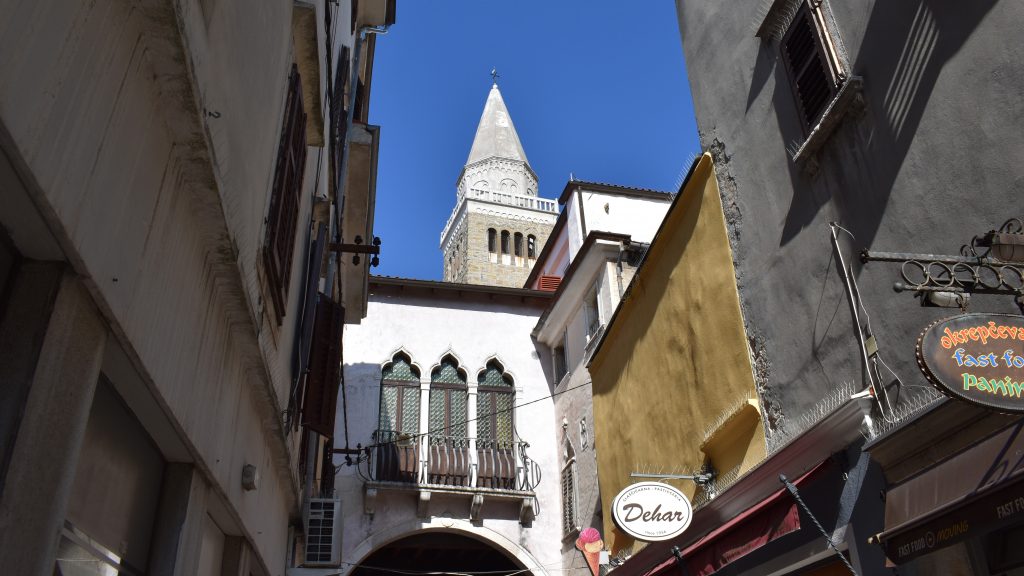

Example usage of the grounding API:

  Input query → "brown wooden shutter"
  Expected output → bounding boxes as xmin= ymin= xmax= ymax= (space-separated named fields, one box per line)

xmin=331 ymin=46 xmax=350 ymax=199
xmin=782 ymin=4 xmax=837 ymax=131
xmin=264 ymin=64 xmax=308 ymax=323
xmin=303 ymin=294 xmax=345 ymax=437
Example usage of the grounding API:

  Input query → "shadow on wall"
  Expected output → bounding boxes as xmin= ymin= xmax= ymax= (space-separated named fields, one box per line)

xmin=775 ymin=0 xmax=998 ymax=248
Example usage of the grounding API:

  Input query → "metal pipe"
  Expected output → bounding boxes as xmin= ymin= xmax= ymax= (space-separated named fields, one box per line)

xmin=861 ymin=249 xmax=1008 ymax=266
xmin=830 ymin=223 xmax=876 ymax=395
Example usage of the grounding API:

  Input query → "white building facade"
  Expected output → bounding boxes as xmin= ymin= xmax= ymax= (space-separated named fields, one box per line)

xmin=336 ymin=279 xmax=562 ymax=575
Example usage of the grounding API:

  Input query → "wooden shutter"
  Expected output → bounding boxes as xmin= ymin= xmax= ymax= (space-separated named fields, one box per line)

xmin=782 ymin=4 xmax=837 ymax=131
xmin=303 ymin=294 xmax=345 ymax=437
xmin=264 ymin=64 xmax=308 ymax=323
xmin=330 ymin=46 xmax=350 ymax=199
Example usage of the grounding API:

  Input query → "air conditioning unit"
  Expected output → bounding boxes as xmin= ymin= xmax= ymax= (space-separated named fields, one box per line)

xmin=303 ymin=498 xmax=342 ymax=567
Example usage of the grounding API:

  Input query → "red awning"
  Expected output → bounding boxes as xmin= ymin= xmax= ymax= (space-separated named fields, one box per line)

xmin=640 ymin=460 xmax=830 ymax=576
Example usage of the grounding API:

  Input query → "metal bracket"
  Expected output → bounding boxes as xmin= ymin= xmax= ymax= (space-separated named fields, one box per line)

xmin=329 ymin=235 xmax=381 ymax=267
xmin=630 ymin=471 xmax=717 ymax=486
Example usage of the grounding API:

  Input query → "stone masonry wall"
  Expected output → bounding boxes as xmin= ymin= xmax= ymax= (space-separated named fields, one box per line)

xmin=449 ymin=212 xmax=554 ymax=288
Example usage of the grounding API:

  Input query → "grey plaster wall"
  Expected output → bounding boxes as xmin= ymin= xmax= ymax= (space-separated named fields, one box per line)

xmin=675 ymin=0 xmax=1024 ymax=439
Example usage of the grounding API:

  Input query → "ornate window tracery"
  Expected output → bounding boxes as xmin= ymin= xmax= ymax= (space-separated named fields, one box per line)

xmin=378 ymin=352 xmax=421 ymax=436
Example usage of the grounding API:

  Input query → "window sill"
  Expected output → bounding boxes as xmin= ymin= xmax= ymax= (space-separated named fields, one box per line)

xmin=562 ymin=526 xmax=581 ymax=543
xmin=791 ymin=76 xmax=865 ymax=171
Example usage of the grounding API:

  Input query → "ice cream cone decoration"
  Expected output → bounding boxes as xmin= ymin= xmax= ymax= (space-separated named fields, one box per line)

xmin=575 ymin=527 xmax=604 ymax=576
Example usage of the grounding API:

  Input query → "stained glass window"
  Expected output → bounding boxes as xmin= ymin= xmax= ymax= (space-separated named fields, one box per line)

xmin=379 ymin=353 xmax=420 ymax=435
xmin=429 ymin=356 xmax=468 ymax=444
xmin=477 ymin=360 xmax=514 ymax=446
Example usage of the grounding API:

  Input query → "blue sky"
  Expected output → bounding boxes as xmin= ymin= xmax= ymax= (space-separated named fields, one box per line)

xmin=368 ymin=1 xmax=700 ymax=280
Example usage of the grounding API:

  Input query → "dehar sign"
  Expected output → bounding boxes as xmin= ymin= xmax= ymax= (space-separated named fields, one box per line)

xmin=917 ymin=313 xmax=1024 ymax=414
xmin=612 ymin=482 xmax=693 ymax=542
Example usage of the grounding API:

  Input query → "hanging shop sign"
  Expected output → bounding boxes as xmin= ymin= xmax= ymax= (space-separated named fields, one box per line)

xmin=916 ymin=313 xmax=1024 ymax=414
xmin=612 ymin=482 xmax=693 ymax=542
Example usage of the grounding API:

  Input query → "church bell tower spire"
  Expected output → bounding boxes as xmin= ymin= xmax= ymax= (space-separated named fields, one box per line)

xmin=440 ymin=79 xmax=558 ymax=287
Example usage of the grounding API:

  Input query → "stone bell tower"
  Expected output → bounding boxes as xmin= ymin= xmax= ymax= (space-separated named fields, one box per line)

xmin=440 ymin=82 xmax=558 ymax=287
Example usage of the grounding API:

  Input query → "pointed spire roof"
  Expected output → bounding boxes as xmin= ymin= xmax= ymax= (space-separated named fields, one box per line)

xmin=466 ymin=84 xmax=530 ymax=166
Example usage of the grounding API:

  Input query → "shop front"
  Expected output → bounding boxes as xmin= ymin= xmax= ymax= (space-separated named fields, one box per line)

xmin=609 ymin=398 xmax=891 ymax=576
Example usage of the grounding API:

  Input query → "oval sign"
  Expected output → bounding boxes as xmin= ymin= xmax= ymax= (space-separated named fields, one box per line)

xmin=611 ymin=482 xmax=693 ymax=542
xmin=916 ymin=313 xmax=1024 ymax=414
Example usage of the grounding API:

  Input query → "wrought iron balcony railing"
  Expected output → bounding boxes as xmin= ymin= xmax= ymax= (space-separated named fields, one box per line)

xmin=367 ymin=430 xmax=541 ymax=492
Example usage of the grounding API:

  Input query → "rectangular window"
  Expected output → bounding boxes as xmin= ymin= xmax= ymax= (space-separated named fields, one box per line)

xmin=264 ymin=63 xmax=307 ymax=323
xmin=553 ymin=333 xmax=568 ymax=384
xmin=585 ymin=288 xmax=601 ymax=340
xmin=781 ymin=2 xmax=842 ymax=132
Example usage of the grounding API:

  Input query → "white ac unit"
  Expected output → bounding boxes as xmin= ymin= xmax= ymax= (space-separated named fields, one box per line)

xmin=303 ymin=498 xmax=342 ymax=567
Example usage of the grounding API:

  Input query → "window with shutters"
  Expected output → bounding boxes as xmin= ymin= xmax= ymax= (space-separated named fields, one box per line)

xmin=330 ymin=46 xmax=350 ymax=200
xmin=561 ymin=439 xmax=579 ymax=535
xmin=302 ymin=294 xmax=344 ymax=437
xmin=781 ymin=2 xmax=844 ymax=134
xmin=264 ymin=63 xmax=308 ymax=324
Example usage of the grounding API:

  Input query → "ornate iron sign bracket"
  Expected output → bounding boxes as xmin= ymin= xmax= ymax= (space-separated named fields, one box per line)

xmin=860 ymin=218 xmax=1024 ymax=313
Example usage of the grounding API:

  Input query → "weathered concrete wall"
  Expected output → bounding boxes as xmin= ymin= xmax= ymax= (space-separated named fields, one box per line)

xmin=675 ymin=0 xmax=1024 ymax=439
xmin=589 ymin=155 xmax=763 ymax=553
xmin=338 ymin=283 xmax=562 ymax=573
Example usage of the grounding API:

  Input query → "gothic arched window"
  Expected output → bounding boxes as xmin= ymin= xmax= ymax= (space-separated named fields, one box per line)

xmin=429 ymin=355 xmax=468 ymax=442
xmin=378 ymin=352 xmax=421 ymax=436
xmin=477 ymin=360 xmax=515 ymax=447
xmin=488 ymin=228 xmax=497 ymax=253
xmin=500 ymin=231 xmax=510 ymax=255
xmin=477 ymin=360 xmax=516 ymax=489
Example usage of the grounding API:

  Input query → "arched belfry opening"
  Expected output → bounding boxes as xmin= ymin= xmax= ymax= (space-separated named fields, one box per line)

xmin=350 ymin=532 xmax=528 ymax=576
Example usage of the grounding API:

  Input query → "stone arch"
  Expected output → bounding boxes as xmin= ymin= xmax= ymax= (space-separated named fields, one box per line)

xmin=344 ymin=519 xmax=551 ymax=576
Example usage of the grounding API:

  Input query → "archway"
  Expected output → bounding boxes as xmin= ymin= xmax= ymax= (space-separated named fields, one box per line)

xmin=350 ymin=532 xmax=528 ymax=576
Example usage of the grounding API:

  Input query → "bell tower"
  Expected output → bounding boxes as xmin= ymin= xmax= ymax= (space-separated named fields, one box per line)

xmin=440 ymin=82 xmax=558 ymax=287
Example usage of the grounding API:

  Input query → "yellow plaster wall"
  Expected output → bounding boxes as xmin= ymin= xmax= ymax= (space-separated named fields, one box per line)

xmin=588 ymin=154 xmax=764 ymax=552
